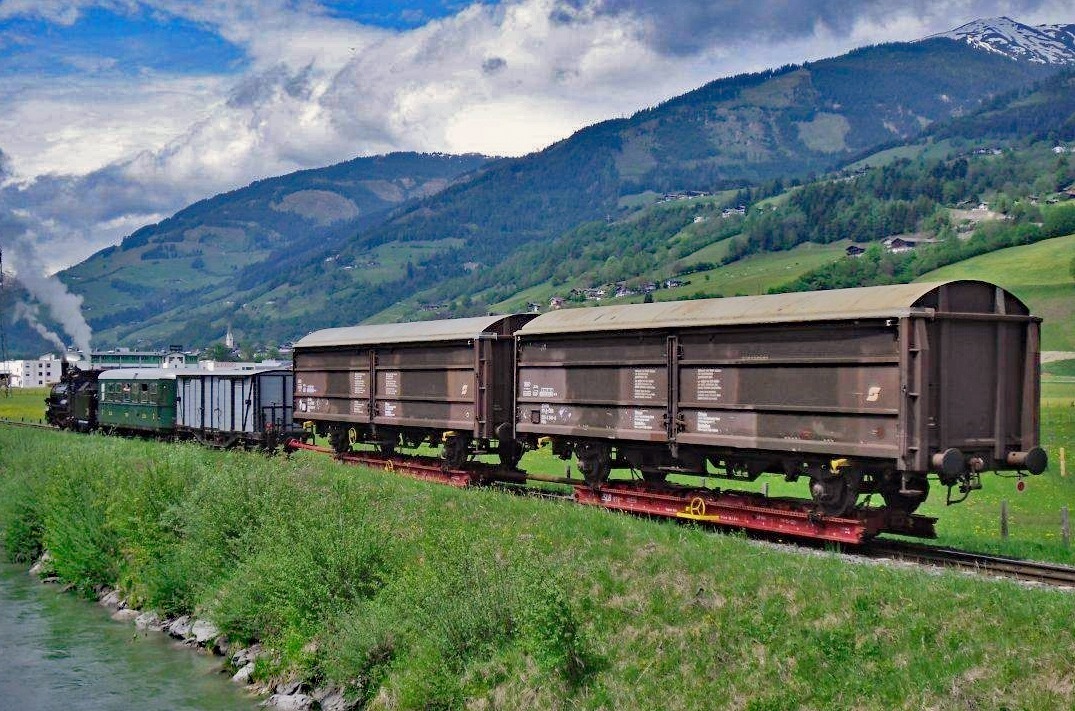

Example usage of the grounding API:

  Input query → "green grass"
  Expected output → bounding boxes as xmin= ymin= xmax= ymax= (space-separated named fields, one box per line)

xmin=3 ymin=427 xmax=1075 ymax=709
xmin=843 ymin=139 xmax=959 ymax=172
xmin=659 ymin=240 xmax=849 ymax=299
xmin=918 ymin=234 xmax=1075 ymax=351
xmin=0 ymin=387 xmax=50 ymax=423
xmin=1044 ymin=359 xmax=1075 ymax=378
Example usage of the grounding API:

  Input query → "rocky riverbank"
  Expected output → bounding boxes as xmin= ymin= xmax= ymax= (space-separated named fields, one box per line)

xmin=30 ymin=552 xmax=351 ymax=711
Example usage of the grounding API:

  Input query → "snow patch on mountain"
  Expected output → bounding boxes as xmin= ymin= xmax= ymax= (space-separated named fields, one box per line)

xmin=932 ymin=16 xmax=1075 ymax=65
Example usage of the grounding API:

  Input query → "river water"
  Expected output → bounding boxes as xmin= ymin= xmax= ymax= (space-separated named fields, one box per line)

xmin=0 ymin=563 xmax=259 ymax=711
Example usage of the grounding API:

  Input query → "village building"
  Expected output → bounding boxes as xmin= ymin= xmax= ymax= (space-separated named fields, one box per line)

xmin=0 ymin=354 xmax=64 ymax=388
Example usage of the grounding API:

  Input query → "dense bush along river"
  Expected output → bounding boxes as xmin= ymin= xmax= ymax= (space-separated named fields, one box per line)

xmin=0 ymin=563 xmax=257 ymax=710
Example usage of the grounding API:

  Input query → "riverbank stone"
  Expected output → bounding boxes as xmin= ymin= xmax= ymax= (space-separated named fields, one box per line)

xmin=99 ymin=589 xmax=122 ymax=609
xmin=312 ymin=686 xmax=351 ymax=711
xmin=29 ymin=553 xmax=53 ymax=577
xmin=263 ymin=693 xmax=315 ymax=710
xmin=232 ymin=644 xmax=262 ymax=668
xmin=191 ymin=619 xmax=220 ymax=645
xmin=232 ymin=662 xmax=256 ymax=685
xmin=167 ymin=615 xmax=193 ymax=639
xmin=111 ymin=608 xmax=140 ymax=623
xmin=135 ymin=611 xmax=163 ymax=631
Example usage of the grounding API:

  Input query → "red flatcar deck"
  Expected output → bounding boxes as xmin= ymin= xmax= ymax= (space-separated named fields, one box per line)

xmin=286 ymin=440 xmax=936 ymax=543
xmin=573 ymin=482 xmax=935 ymax=544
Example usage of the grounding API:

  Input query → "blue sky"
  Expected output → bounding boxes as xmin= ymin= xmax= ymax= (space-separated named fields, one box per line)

xmin=0 ymin=8 xmax=246 ymax=77
xmin=0 ymin=2 xmax=478 ymax=79
xmin=0 ymin=0 xmax=1072 ymax=277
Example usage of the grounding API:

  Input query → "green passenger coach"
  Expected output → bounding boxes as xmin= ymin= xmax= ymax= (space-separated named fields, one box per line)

xmin=98 ymin=369 xmax=178 ymax=434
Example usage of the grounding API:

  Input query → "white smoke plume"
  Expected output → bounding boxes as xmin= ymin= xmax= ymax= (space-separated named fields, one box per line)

xmin=13 ymin=301 xmax=67 ymax=352
xmin=1 ymin=211 xmax=93 ymax=355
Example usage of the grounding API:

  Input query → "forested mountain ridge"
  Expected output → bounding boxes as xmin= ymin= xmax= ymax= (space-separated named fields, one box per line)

xmin=17 ymin=20 xmax=1073 ymax=355
xmin=383 ymin=70 xmax=1075 ymax=323
xmin=55 ymin=152 xmax=490 ymax=341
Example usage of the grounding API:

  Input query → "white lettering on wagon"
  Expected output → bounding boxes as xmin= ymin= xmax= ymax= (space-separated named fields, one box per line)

xmin=696 ymin=369 xmax=723 ymax=402
xmin=633 ymin=369 xmax=658 ymax=400
xmin=696 ymin=412 xmax=722 ymax=433
xmin=632 ymin=409 xmax=658 ymax=430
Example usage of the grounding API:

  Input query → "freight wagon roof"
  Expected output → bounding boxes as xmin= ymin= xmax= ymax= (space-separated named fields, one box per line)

xmin=175 ymin=367 xmax=291 ymax=379
xmin=517 ymin=280 xmax=1027 ymax=336
xmin=99 ymin=368 xmax=179 ymax=380
xmin=295 ymin=315 xmax=515 ymax=348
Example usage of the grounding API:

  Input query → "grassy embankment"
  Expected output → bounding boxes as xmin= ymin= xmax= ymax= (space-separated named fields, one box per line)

xmin=2 ymin=420 xmax=1075 ymax=708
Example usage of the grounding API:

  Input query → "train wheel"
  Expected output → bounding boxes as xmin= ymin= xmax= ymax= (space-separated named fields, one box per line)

xmin=497 ymin=439 xmax=523 ymax=469
xmin=880 ymin=474 xmax=930 ymax=514
xmin=577 ymin=441 xmax=612 ymax=487
xmin=442 ymin=434 xmax=471 ymax=468
xmin=328 ymin=426 xmax=351 ymax=455
xmin=810 ymin=473 xmax=861 ymax=516
xmin=377 ymin=430 xmax=399 ymax=456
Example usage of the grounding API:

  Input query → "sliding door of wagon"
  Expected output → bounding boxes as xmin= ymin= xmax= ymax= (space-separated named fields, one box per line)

xmin=675 ymin=323 xmax=903 ymax=461
xmin=293 ymin=349 xmax=372 ymax=424
xmin=372 ymin=342 xmax=477 ymax=434
xmin=516 ymin=333 xmax=668 ymax=442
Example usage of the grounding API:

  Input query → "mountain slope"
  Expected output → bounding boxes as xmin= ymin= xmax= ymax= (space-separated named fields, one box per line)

xmin=917 ymin=234 xmax=1075 ymax=350
xmin=60 ymin=152 xmax=490 ymax=344
xmin=931 ymin=70 xmax=1075 ymax=141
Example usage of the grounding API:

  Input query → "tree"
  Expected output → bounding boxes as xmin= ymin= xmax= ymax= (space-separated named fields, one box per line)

xmin=205 ymin=343 xmax=237 ymax=362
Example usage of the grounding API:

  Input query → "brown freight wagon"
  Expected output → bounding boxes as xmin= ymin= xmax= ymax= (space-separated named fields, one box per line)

xmin=514 ymin=280 xmax=1046 ymax=515
xmin=293 ymin=314 xmax=534 ymax=466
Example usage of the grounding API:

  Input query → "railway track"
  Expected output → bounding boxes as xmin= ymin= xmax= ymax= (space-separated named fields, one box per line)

xmin=862 ymin=541 xmax=1075 ymax=587
xmin=0 ymin=418 xmax=56 ymax=430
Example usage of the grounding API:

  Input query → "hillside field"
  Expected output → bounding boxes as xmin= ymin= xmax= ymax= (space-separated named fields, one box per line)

xmin=918 ymin=233 xmax=1075 ymax=351
xmin=483 ymin=239 xmax=850 ymax=316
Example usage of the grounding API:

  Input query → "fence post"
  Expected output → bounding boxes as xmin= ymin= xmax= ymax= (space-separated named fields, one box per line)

xmin=1061 ymin=447 xmax=1067 ymax=478
xmin=1063 ymin=506 xmax=1071 ymax=549
xmin=1000 ymin=500 xmax=1009 ymax=539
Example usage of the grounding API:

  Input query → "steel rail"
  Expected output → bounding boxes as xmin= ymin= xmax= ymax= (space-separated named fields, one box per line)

xmin=863 ymin=541 xmax=1075 ymax=587
xmin=0 ymin=418 xmax=56 ymax=430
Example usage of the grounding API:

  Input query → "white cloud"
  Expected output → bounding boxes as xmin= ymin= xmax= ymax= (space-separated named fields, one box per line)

xmin=1 ymin=0 xmax=1073 ymax=274
xmin=0 ymin=75 xmax=227 ymax=177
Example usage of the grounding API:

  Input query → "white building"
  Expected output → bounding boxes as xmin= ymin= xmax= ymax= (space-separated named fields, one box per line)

xmin=1 ymin=354 xmax=64 ymax=388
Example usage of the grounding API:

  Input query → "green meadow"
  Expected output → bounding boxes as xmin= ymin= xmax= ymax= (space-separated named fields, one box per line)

xmin=3 ymin=426 xmax=1075 ymax=710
